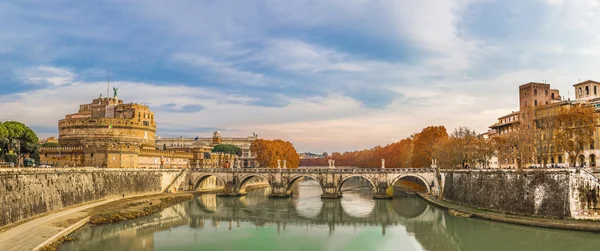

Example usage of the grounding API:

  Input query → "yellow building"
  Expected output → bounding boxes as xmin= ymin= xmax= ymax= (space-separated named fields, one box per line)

xmin=489 ymin=80 xmax=600 ymax=168
xmin=489 ymin=82 xmax=563 ymax=168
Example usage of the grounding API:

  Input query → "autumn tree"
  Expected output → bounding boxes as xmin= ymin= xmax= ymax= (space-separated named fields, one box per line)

xmin=532 ymin=104 xmax=562 ymax=167
xmin=473 ymin=136 xmax=495 ymax=168
xmin=433 ymin=127 xmax=493 ymax=169
xmin=556 ymin=103 xmax=596 ymax=167
xmin=251 ymin=139 xmax=300 ymax=168
xmin=450 ymin=127 xmax=478 ymax=168
xmin=411 ymin=126 xmax=448 ymax=167
xmin=503 ymin=108 xmax=536 ymax=169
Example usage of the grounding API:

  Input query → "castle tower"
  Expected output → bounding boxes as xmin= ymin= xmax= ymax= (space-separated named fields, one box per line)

xmin=212 ymin=131 xmax=222 ymax=145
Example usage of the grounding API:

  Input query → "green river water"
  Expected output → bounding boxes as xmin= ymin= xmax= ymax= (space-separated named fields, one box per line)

xmin=59 ymin=181 xmax=600 ymax=251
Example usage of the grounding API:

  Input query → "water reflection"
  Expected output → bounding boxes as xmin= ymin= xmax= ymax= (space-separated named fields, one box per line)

xmin=60 ymin=181 xmax=600 ymax=251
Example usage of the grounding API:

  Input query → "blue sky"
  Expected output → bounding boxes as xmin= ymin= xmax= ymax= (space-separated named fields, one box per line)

xmin=1 ymin=0 xmax=600 ymax=152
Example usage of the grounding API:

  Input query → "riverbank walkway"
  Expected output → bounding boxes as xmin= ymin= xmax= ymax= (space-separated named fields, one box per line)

xmin=0 ymin=198 xmax=120 ymax=251
xmin=421 ymin=194 xmax=600 ymax=232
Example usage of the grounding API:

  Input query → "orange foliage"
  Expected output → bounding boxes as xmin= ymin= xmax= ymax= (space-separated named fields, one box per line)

xmin=411 ymin=126 xmax=448 ymax=167
xmin=250 ymin=139 xmax=300 ymax=168
xmin=312 ymin=126 xmax=447 ymax=168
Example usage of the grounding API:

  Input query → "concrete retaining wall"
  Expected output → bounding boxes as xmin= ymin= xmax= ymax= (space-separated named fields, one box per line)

xmin=441 ymin=169 xmax=600 ymax=219
xmin=0 ymin=168 xmax=180 ymax=227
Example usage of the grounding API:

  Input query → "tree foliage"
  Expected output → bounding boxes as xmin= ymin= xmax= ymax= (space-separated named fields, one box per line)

xmin=0 ymin=123 xmax=7 ymax=139
xmin=212 ymin=144 xmax=242 ymax=156
xmin=0 ymin=121 xmax=39 ymax=166
xmin=556 ymin=103 xmax=596 ymax=167
xmin=300 ymin=125 xmax=496 ymax=170
xmin=411 ymin=126 xmax=448 ymax=167
xmin=251 ymin=139 xmax=300 ymax=168
xmin=433 ymin=127 xmax=494 ymax=169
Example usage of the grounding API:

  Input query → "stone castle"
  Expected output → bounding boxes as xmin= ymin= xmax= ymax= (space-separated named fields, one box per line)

xmin=39 ymin=92 xmax=236 ymax=168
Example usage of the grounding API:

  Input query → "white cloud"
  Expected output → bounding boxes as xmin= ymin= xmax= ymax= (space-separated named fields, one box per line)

xmin=171 ymin=54 xmax=272 ymax=87
xmin=16 ymin=66 xmax=75 ymax=86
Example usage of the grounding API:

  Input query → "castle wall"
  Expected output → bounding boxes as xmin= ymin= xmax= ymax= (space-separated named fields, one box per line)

xmin=58 ymin=118 xmax=156 ymax=147
xmin=0 ymin=168 xmax=181 ymax=227
xmin=40 ymin=147 xmax=193 ymax=168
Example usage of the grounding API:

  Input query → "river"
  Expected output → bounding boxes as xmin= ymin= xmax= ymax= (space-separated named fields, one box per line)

xmin=60 ymin=180 xmax=600 ymax=251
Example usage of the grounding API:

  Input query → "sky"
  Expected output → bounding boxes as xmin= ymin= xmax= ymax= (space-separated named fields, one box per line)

xmin=1 ymin=0 xmax=600 ymax=153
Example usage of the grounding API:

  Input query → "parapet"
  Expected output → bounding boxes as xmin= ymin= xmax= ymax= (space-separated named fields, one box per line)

xmin=59 ymin=117 xmax=156 ymax=131
xmin=139 ymin=149 xmax=193 ymax=159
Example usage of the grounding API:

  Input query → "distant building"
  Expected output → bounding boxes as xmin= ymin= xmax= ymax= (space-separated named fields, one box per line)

xmin=299 ymin=152 xmax=324 ymax=159
xmin=156 ymin=131 xmax=258 ymax=168
xmin=39 ymin=137 xmax=58 ymax=145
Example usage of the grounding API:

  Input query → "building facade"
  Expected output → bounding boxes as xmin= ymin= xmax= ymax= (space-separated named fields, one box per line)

xmin=39 ymin=94 xmax=236 ymax=169
xmin=489 ymin=82 xmax=563 ymax=168
xmin=489 ymin=80 xmax=600 ymax=168
xmin=156 ymin=131 xmax=258 ymax=168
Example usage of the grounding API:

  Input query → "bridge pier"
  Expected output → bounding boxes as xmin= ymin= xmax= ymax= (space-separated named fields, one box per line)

xmin=373 ymin=182 xmax=392 ymax=200
xmin=217 ymin=182 xmax=244 ymax=197
xmin=268 ymin=182 xmax=291 ymax=198
xmin=321 ymin=183 xmax=342 ymax=199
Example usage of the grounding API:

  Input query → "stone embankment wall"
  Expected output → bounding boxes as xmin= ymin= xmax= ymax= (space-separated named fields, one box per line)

xmin=441 ymin=169 xmax=600 ymax=219
xmin=0 ymin=168 xmax=180 ymax=227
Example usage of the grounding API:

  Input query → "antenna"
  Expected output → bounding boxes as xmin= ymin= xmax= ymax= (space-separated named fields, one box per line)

xmin=107 ymin=69 xmax=110 ymax=98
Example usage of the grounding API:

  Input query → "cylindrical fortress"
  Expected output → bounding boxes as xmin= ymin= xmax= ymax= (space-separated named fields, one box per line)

xmin=57 ymin=97 xmax=157 ymax=147
xmin=58 ymin=118 xmax=156 ymax=147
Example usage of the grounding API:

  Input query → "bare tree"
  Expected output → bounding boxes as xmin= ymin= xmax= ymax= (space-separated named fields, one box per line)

xmin=556 ymin=103 xmax=596 ymax=167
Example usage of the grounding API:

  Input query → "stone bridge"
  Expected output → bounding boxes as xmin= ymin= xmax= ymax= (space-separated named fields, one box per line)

xmin=187 ymin=166 xmax=439 ymax=199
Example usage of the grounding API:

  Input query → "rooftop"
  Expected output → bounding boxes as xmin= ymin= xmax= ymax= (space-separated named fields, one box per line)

xmin=573 ymin=79 xmax=600 ymax=87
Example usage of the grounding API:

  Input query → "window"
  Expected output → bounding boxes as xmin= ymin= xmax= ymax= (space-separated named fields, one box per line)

xmin=534 ymin=89 xmax=537 ymax=95
xmin=551 ymin=93 xmax=555 ymax=99
xmin=525 ymin=92 xmax=528 ymax=97
xmin=579 ymin=87 xmax=583 ymax=96
xmin=586 ymin=86 xmax=590 ymax=95
xmin=559 ymin=156 xmax=563 ymax=163
xmin=545 ymin=89 xmax=548 ymax=96
xmin=591 ymin=140 xmax=595 ymax=150
xmin=534 ymin=100 xmax=538 ymax=106
xmin=595 ymin=86 xmax=598 ymax=95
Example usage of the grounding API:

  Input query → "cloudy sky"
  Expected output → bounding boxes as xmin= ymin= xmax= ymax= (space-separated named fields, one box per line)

xmin=1 ymin=0 xmax=600 ymax=153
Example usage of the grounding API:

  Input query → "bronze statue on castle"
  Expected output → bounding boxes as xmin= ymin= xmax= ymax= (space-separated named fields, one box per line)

xmin=113 ymin=87 xmax=118 ymax=98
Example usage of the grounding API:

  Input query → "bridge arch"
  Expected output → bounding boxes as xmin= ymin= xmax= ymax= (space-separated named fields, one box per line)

xmin=391 ymin=174 xmax=431 ymax=193
xmin=193 ymin=174 xmax=226 ymax=191
xmin=237 ymin=173 xmax=271 ymax=194
xmin=286 ymin=174 xmax=323 ymax=194
xmin=338 ymin=175 xmax=377 ymax=193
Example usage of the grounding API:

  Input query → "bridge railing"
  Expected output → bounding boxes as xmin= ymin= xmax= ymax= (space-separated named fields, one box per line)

xmin=191 ymin=167 xmax=434 ymax=173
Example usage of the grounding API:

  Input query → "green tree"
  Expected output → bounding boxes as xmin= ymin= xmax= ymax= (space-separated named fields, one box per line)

xmin=212 ymin=144 xmax=242 ymax=156
xmin=1 ymin=121 xmax=39 ymax=166
xmin=0 ymin=123 xmax=7 ymax=139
